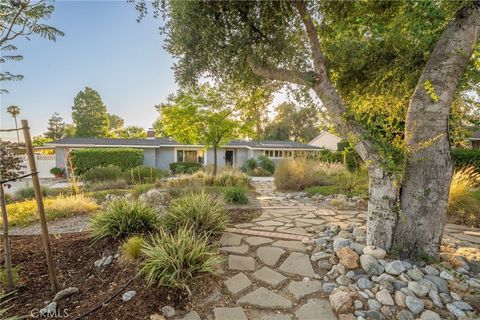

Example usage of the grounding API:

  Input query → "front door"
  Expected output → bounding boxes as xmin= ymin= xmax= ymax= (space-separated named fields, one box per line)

xmin=225 ymin=150 xmax=234 ymax=166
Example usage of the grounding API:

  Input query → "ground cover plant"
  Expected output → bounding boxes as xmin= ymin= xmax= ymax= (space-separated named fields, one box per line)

xmin=89 ymin=199 xmax=159 ymax=241
xmin=121 ymin=235 xmax=146 ymax=260
xmin=141 ymin=227 xmax=221 ymax=294
xmin=4 ymin=194 xmax=98 ymax=227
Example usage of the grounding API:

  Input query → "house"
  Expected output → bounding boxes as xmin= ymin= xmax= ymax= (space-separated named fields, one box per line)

xmin=46 ymin=137 xmax=321 ymax=171
xmin=469 ymin=130 xmax=480 ymax=149
xmin=308 ymin=131 xmax=342 ymax=151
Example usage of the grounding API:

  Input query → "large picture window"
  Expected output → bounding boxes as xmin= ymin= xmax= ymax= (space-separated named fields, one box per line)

xmin=176 ymin=149 xmax=204 ymax=164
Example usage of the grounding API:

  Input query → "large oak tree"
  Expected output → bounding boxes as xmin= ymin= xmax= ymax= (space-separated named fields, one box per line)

xmin=135 ymin=0 xmax=480 ymax=257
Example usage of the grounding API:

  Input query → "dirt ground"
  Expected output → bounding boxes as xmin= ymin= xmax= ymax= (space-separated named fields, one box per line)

xmin=1 ymin=233 xmax=225 ymax=319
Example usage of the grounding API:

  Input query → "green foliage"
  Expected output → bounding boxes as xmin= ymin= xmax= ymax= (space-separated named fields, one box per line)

xmin=0 ymin=291 xmax=20 ymax=320
xmin=452 ymin=149 xmax=480 ymax=172
xmin=71 ymin=148 xmax=143 ymax=174
xmin=263 ymin=103 xmax=322 ymax=143
xmin=223 ymin=186 xmax=249 ymax=205
xmin=257 ymin=155 xmax=275 ymax=173
xmin=245 ymin=158 xmax=257 ymax=172
xmin=0 ymin=266 xmax=20 ymax=288
xmin=89 ymin=199 xmax=159 ymax=241
xmin=124 ymin=166 xmax=166 ymax=184
xmin=14 ymin=185 xmax=62 ymax=201
xmin=45 ymin=112 xmax=66 ymax=140
xmin=215 ymin=168 xmax=251 ymax=187
xmin=140 ymin=227 xmax=221 ymax=293
xmin=424 ymin=80 xmax=440 ymax=102
xmin=50 ymin=167 xmax=65 ymax=175
xmin=305 ymin=185 xmax=341 ymax=197
xmin=107 ymin=113 xmax=124 ymax=131
xmin=131 ymin=184 xmax=155 ymax=199
xmin=72 ymin=87 xmax=109 ymax=137
xmin=0 ymin=1 xmax=64 ymax=94
xmin=251 ymin=167 xmax=273 ymax=177
xmin=169 ymin=162 xmax=203 ymax=174
xmin=5 ymin=195 xmax=98 ymax=227
xmin=113 ymin=125 xmax=147 ymax=138
xmin=0 ymin=141 xmax=25 ymax=184
xmin=81 ymin=165 xmax=124 ymax=182
xmin=163 ymin=191 xmax=229 ymax=237
xmin=122 ymin=235 xmax=146 ymax=260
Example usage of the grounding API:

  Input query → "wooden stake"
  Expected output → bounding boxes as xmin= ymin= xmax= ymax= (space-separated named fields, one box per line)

xmin=21 ymin=119 xmax=59 ymax=293
xmin=0 ymin=184 xmax=14 ymax=291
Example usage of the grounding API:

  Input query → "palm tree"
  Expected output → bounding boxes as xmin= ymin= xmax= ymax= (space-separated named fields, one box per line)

xmin=6 ymin=106 xmax=20 ymax=143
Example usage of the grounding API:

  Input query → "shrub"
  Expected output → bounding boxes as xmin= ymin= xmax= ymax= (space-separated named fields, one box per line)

xmin=71 ymin=148 xmax=143 ymax=174
xmin=245 ymin=158 xmax=257 ymax=172
xmin=131 ymin=183 xmax=155 ymax=199
xmin=122 ymin=235 xmax=146 ymax=260
xmin=274 ymin=159 xmax=325 ymax=191
xmin=81 ymin=165 xmax=124 ymax=182
xmin=257 ymin=155 xmax=275 ymax=173
xmin=448 ymin=166 xmax=480 ymax=225
xmin=452 ymin=149 xmax=480 ymax=172
xmin=4 ymin=195 xmax=98 ymax=227
xmin=169 ymin=162 xmax=203 ymax=174
xmin=163 ymin=191 xmax=229 ymax=237
xmin=223 ymin=186 xmax=249 ymax=205
xmin=140 ymin=227 xmax=221 ymax=293
xmin=124 ymin=166 xmax=166 ymax=184
xmin=14 ymin=186 xmax=55 ymax=201
xmin=215 ymin=168 xmax=251 ymax=187
xmin=89 ymin=199 xmax=159 ymax=241
xmin=0 ymin=266 xmax=20 ymax=288
xmin=50 ymin=167 xmax=65 ymax=176
xmin=165 ymin=175 xmax=206 ymax=197
xmin=251 ymin=167 xmax=272 ymax=177
xmin=85 ymin=179 xmax=129 ymax=191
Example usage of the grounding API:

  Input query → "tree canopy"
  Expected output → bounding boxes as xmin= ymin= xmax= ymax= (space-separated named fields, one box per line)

xmin=72 ymin=87 xmax=110 ymax=138
xmin=45 ymin=112 xmax=66 ymax=140
xmin=113 ymin=125 xmax=147 ymax=138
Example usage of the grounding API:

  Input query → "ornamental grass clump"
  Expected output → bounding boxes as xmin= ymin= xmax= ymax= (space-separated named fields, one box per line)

xmin=89 ymin=199 xmax=159 ymax=241
xmin=215 ymin=168 xmax=251 ymax=187
xmin=163 ymin=191 xmax=229 ymax=237
xmin=223 ymin=186 xmax=249 ymax=205
xmin=121 ymin=235 xmax=146 ymax=260
xmin=448 ymin=166 xmax=480 ymax=226
xmin=140 ymin=227 xmax=221 ymax=294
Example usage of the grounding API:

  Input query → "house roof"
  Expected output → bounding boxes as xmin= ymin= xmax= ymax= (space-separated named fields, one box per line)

xmin=470 ymin=130 xmax=480 ymax=140
xmin=46 ymin=137 xmax=321 ymax=150
xmin=308 ymin=131 xmax=342 ymax=145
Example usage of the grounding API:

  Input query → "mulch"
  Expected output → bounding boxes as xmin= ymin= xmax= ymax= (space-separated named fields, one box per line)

xmin=1 ymin=233 xmax=221 ymax=319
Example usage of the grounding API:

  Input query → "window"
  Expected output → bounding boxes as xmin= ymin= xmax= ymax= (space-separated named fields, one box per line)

xmin=176 ymin=149 xmax=204 ymax=164
xmin=264 ymin=150 xmax=293 ymax=158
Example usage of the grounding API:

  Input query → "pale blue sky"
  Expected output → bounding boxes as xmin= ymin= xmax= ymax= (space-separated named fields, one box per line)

xmin=1 ymin=0 xmax=177 ymax=140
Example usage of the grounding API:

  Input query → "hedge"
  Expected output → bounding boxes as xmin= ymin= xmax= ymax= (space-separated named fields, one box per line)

xmin=71 ymin=148 xmax=144 ymax=174
xmin=452 ymin=149 xmax=480 ymax=171
xmin=169 ymin=162 xmax=203 ymax=174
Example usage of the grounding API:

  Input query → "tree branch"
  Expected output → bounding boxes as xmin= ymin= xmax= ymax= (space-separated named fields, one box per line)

xmin=249 ymin=62 xmax=314 ymax=86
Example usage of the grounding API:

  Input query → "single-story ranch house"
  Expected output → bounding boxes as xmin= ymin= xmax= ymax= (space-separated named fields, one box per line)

xmin=46 ymin=137 xmax=322 ymax=171
xmin=470 ymin=130 xmax=480 ymax=149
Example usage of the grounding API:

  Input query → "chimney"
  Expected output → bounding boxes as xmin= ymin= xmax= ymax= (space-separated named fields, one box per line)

xmin=147 ymin=128 xmax=155 ymax=139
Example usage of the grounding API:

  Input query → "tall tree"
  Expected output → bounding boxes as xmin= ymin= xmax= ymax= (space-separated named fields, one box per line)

xmin=63 ymin=123 xmax=76 ymax=138
xmin=157 ymin=84 xmax=247 ymax=175
xmin=135 ymin=0 xmax=480 ymax=257
xmin=72 ymin=87 xmax=109 ymax=138
xmin=0 ymin=0 xmax=63 ymax=94
xmin=45 ymin=112 xmax=65 ymax=140
xmin=264 ymin=102 xmax=321 ymax=142
xmin=113 ymin=125 xmax=147 ymax=138
xmin=107 ymin=113 xmax=125 ymax=131
xmin=6 ymin=105 xmax=20 ymax=142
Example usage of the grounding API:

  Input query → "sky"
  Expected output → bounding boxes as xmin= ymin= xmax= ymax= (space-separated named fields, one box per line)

xmin=0 ymin=0 xmax=178 ymax=140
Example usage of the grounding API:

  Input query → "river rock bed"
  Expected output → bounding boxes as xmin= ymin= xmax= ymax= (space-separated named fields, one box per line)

xmin=311 ymin=224 xmax=480 ymax=319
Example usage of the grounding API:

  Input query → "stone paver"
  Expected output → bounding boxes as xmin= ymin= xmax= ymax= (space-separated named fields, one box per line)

xmin=256 ymin=246 xmax=285 ymax=267
xmin=287 ymin=280 xmax=323 ymax=300
xmin=213 ymin=307 xmax=248 ymax=320
xmin=220 ymin=245 xmax=249 ymax=255
xmin=224 ymin=273 xmax=252 ymax=295
xmin=272 ymin=240 xmax=307 ymax=252
xmin=245 ymin=236 xmax=274 ymax=246
xmin=261 ymin=315 xmax=292 ymax=320
xmin=252 ymin=266 xmax=287 ymax=287
xmin=295 ymin=299 xmax=337 ymax=320
xmin=237 ymin=287 xmax=292 ymax=309
xmin=228 ymin=255 xmax=255 ymax=271
xmin=279 ymin=252 xmax=315 ymax=277
xmin=220 ymin=233 xmax=244 ymax=246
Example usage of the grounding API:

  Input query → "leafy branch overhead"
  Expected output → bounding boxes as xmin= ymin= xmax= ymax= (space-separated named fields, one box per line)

xmin=0 ymin=0 xmax=64 ymax=94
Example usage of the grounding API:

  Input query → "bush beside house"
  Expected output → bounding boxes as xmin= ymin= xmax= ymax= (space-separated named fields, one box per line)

xmin=169 ymin=162 xmax=203 ymax=174
xmin=452 ymin=149 xmax=480 ymax=172
xmin=71 ymin=148 xmax=143 ymax=174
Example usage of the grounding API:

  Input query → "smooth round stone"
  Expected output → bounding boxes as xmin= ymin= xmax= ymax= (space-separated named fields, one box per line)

xmin=396 ymin=310 xmax=414 ymax=320
xmin=407 ymin=281 xmax=429 ymax=297
xmin=333 ymin=237 xmax=353 ymax=251
xmin=406 ymin=268 xmax=424 ymax=281
xmin=393 ymin=280 xmax=407 ymax=290
xmin=367 ymin=299 xmax=382 ymax=311
xmin=363 ymin=246 xmax=387 ymax=259
xmin=420 ymin=310 xmax=440 ymax=320
xmin=360 ymin=255 xmax=384 ymax=276
xmin=405 ymin=296 xmax=424 ymax=315
xmin=318 ymin=261 xmax=332 ymax=270
xmin=385 ymin=260 xmax=406 ymax=275
xmin=424 ymin=265 xmax=439 ymax=276
xmin=439 ymin=270 xmax=454 ymax=281
xmin=358 ymin=278 xmax=374 ymax=290
xmin=353 ymin=300 xmax=363 ymax=309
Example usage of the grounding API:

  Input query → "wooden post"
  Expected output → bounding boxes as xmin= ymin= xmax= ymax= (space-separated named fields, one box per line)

xmin=21 ymin=119 xmax=59 ymax=293
xmin=0 ymin=184 xmax=14 ymax=291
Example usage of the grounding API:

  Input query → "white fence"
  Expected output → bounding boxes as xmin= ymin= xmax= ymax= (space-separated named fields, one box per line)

xmin=20 ymin=154 xmax=56 ymax=178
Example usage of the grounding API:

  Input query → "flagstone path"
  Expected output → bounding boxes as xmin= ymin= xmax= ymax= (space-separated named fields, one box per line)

xmin=200 ymin=179 xmax=480 ymax=320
